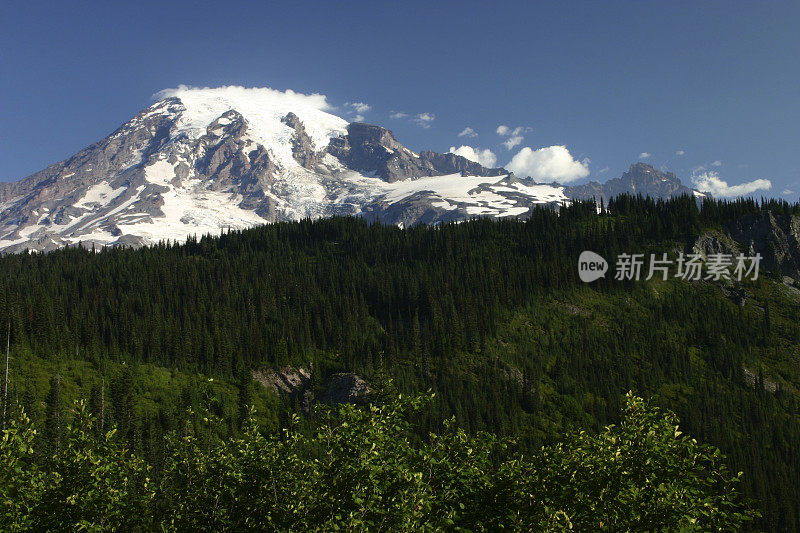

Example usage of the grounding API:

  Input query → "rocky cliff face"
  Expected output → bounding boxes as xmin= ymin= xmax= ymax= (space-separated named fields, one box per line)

xmin=691 ymin=211 xmax=800 ymax=281
xmin=328 ymin=123 xmax=428 ymax=182
xmin=327 ymin=123 xmax=507 ymax=184
xmin=692 ymin=230 xmax=741 ymax=260
xmin=729 ymin=211 xmax=800 ymax=279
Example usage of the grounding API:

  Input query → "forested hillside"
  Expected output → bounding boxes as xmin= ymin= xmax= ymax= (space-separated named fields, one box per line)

xmin=1 ymin=195 xmax=799 ymax=529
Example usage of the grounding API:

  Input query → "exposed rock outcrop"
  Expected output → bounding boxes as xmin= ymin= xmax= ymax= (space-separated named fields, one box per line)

xmin=417 ymin=150 xmax=507 ymax=178
xmin=686 ymin=211 xmax=800 ymax=282
xmin=253 ymin=367 xmax=371 ymax=406
xmin=728 ymin=211 xmax=800 ymax=279
xmin=327 ymin=123 xmax=434 ymax=182
xmin=252 ymin=366 xmax=312 ymax=396
xmin=318 ymin=373 xmax=371 ymax=404
xmin=743 ymin=367 xmax=779 ymax=393
xmin=282 ymin=112 xmax=324 ymax=169
xmin=197 ymin=111 xmax=278 ymax=196
xmin=692 ymin=230 xmax=740 ymax=259
xmin=327 ymin=123 xmax=505 ymax=183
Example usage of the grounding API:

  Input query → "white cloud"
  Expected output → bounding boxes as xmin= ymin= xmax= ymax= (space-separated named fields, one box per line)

xmin=506 ymin=145 xmax=590 ymax=183
xmin=691 ymin=171 xmax=771 ymax=197
xmin=712 ymin=160 xmax=722 ymax=167
xmin=413 ymin=112 xmax=435 ymax=128
xmin=639 ymin=152 xmax=651 ymax=159
xmin=503 ymin=135 xmax=524 ymax=150
xmin=598 ymin=166 xmax=610 ymax=174
xmin=781 ymin=189 xmax=794 ymax=195
xmin=497 ymin=125 xmax=528 ymax=137
xmin=448 ymin=145 xmax=497 ymax=168
xmin=154 ymin=85 xmax=335 ymax=112
xmin=676 ymin=150 xmax=685 ymax=156
xmin=496 ymin=125 xmax=530 ymax=150
xmin=342 ymin=102 xmax=371 ymax=122
xmin=345 ymin=101 xmax=371 ymax=114
xmin=458 ymin=127 xmax=478 ymax=138
xmin=389 ymin=110 xmax=435 ymax=128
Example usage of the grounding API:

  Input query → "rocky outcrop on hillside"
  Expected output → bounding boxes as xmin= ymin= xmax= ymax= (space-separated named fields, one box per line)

xmin=689 ymin=211 xmax=800 ymax=282
xmin=198 ymin=111 xmax=278 ymax=197
xmin=327 ymin=123 xmax=431 ymax=182
xmin=692 ymin=230 xmax=740 ymax=259
xmin=417 ymin=150 xmax=507 ymax=178
xmin=728 ymin=211 xmax=800 ymax=278
xmin=252 ymin=366 xmax=312 ymax=396
xmin=318 ymin=373 xmax=371 ymax=404
xmin=253 ymin=366 xmax=371 ymax=407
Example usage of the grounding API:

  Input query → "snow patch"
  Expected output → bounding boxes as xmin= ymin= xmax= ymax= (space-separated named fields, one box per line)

xmin=75 ymin=182 xmax=127 ymax=209
xmin=144 ymin=159 xmax=177 ymax=187
xmin=155 ymin=86 xmax=348 ymax=171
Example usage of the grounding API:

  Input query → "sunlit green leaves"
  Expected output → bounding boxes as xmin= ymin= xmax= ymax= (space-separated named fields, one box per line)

xmin=0 ymin=392 xmax=755 ymax=531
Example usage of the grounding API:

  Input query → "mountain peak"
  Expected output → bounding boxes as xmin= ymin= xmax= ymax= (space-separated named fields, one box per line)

xmin=563 ymin=162 xmax=704 ymax=203
xmin=622 ymin=163 xmax=682 ymax=188
xmin=0 ymin=87 xmax=572 ymax=252
xmin=627 ymin=161 xmax=677 ymax=178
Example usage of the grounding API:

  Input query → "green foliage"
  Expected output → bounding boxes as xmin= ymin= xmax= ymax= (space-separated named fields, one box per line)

xmin=0 ymin=406 xmax=43 ymax=531
xmin=33 ymin=400 xmax=153 ymax=531
xmin=0 ymin=392 xmax=755 ymax=531
xmin=510 ymin=392 xmax=757 ymax=531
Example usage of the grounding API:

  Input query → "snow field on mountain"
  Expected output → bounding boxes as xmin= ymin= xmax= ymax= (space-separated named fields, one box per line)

xmin=158 ymin=86 xmax=348 ymax=170
xmin=116 ymin=159 xmax=270 ymax=245
xmin=345 ymin=172 xmax=568 ymax=216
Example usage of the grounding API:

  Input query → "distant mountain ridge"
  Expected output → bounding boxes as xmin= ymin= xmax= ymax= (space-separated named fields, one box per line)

xmin=0 ymin=87 xmax=704 ymax=252
xmin=564 ymin=162 xmax=706 ymax=204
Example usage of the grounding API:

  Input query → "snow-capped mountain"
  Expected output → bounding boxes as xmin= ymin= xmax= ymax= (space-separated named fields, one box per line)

xmin=0 ymin=86 xmax=573 ymax=252
xmin=0 ymin=86 xmax=703 ymax=253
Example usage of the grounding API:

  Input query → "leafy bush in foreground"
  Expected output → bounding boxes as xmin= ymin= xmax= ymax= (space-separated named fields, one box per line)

xmin=0 ymin=392 xmax=755 ymax=531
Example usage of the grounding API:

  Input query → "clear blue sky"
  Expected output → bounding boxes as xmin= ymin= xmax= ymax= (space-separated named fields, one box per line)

xmin=1 ymin=1 xmax=798 ymax=196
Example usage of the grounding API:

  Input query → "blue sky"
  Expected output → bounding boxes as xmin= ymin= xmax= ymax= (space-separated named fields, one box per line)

xmin=1 ymin=0 xmax=798 ymax=196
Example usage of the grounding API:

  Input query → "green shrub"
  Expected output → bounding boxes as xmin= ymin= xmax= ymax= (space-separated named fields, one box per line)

xmin=0 ymin=392 xmax=756 ymax=531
